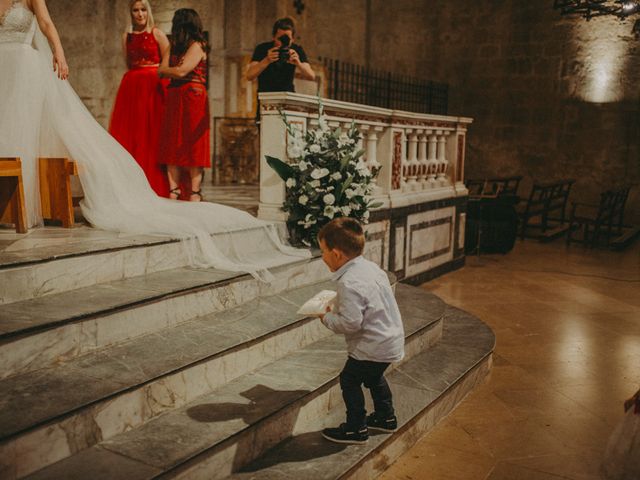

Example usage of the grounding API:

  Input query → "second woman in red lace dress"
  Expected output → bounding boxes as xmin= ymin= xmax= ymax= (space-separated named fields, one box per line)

xmin=158 ymin=8 xmax=210 ymax=202
xmin=109 ymin=0 xmax=169 ymax=197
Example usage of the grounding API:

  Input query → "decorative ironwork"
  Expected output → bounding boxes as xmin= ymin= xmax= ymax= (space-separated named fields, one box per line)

xmin=321 ymin=57 xmax=448 ymax=115
xmin=212 ymin=117 xmax=259 ymax=185
xmin=554 ymin=0 xmax=640 ymax=36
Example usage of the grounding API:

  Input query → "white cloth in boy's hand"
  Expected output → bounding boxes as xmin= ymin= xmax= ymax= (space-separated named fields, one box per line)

xmin=297 ymin=290 xmax=337 ymax=316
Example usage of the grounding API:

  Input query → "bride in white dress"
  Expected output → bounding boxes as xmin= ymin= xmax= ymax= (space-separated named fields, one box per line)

xmin=0 ymin=0 xmax=309 ymax=278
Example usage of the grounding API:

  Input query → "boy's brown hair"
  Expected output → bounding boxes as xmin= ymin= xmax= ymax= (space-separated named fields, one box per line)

xmin=318 ymin=218 xmax=365 ymax=257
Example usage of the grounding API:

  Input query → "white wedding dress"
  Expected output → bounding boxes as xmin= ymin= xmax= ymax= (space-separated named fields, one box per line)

xmin=0 ymin=1 xmax=309 ymax=279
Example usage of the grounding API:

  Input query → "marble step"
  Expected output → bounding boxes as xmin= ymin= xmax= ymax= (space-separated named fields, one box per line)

xmin=231 ymin=305 xmax=495 ymax=480
xmin=0 ymin=256 xmax=328 ymax=380
xmin=0 ymin=278 xmax=368 ymax=479
xmin=0 ymin=224 xmax=297 ymax=305
xmin=18 ymin=284 xmax=446 ymax=480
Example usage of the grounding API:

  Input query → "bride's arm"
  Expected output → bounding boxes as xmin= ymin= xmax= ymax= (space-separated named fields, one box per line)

xmin=29 ymin=0 xmax=69 ymax=80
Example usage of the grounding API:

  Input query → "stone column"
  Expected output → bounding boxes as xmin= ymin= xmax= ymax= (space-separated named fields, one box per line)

xmin=417 ymin=130 xmax=428 ymax=187
xmin=427 ymin=132 xmax=438 ymax=188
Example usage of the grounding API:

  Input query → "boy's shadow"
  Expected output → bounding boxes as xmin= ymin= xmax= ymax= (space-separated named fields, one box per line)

xmin=186 ymin=384 xmax=348 ymax=469
xmin=187 ymin=384 xmax=309 ymax=425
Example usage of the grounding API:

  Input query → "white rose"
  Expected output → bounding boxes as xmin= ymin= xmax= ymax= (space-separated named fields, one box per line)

xmin=323 ymin=193 xmax=335 ymax=205
xmin=309 ymin=180 xmax=320 ymax=188
xmin=309 ymin=144 xmax=322 ymax=153
xmin=311 ymin=168 xmax=330 ymax=179
xmin=287 ymin=146 xmax=303 ymax=159
xmin=298 ymin=195 xmax=309 ymax=205
xmin=285 ymin=178 xmax=296 ymax=188
xmin=350 ymin=202 xmax=360 ymax=211
xmin=345 ymin=188 xmax=356 ymax=199
xmin=331 ymin=172 xmax=342 ymax=181
xmin=298 ymin=160 xmax=308 ymax=171
xmin=341 ymin=206 xmax=352 ymax=216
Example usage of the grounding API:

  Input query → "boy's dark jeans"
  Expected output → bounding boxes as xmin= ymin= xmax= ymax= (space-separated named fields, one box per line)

xmin=340 ymin=356 xmax=394 ymax=430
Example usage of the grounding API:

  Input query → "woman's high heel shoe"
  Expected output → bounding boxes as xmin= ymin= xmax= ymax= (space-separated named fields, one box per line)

xmin=169 ymin=187 xmax=181 ymax=200
xmin=190 ymin=190 xmax=203 ymax=202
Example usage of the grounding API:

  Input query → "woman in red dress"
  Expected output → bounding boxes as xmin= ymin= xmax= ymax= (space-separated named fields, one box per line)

xmin=109 ymin=0 xmax=170 ymax=197
xmin=158 ymin=8 xmax=210 ymax=202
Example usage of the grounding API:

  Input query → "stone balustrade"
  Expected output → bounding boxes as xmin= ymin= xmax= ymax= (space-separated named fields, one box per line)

xmin=257 ymin=92 xmax=472 ymax=221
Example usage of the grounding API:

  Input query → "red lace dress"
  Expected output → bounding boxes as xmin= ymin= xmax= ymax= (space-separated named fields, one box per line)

xmin=109 ymin=29 xmax=169 ymax=197
xmin=159 ymin=53 xmax=210 ymax=168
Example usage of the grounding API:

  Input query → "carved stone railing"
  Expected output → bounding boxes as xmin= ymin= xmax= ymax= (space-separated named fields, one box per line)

xmin=257 ymin=92 xmax=472 ymax=221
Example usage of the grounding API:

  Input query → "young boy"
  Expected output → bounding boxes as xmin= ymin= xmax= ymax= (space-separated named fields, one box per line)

xmin=317 ymin=217 xmax=405 ymax=444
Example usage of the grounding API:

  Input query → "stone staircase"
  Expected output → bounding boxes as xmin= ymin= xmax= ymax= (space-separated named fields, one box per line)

xmin=0 ymin=230 xmax=494 ymax=480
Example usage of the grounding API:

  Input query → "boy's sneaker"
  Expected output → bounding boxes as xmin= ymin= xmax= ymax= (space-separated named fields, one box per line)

xmin=366 ymin=413 xmax=398 ymax=432
xmin=322 ymin=423 xmax=369 ymax=444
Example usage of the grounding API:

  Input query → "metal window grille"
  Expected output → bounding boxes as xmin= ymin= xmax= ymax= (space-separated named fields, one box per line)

xmin=320 ymin=57 xmax=448 ymax=115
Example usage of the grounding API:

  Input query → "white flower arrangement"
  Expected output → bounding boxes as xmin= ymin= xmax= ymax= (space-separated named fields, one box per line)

xmin=266 ymin=101 xmax=381 ymax=247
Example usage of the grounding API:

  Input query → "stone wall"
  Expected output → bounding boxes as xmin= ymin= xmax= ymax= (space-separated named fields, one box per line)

xmin=48 ymin=0 xmax=639 ymax=220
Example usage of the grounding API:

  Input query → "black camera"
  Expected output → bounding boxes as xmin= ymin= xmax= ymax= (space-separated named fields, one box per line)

xmin=277 ymin=34 xmax=291 ymax=65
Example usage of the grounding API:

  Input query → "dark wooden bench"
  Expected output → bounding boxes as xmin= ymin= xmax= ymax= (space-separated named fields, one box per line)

xmin=567 ymin=185 xmax=639 ymax=249
xmin=519 ymin=179 xmax=574 ymax=241
xmin=465 ymin=177 xmax=521 ymax=254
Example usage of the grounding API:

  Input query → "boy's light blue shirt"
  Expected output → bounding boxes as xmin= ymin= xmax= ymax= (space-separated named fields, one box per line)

xmin=322 ymin=255 xmax=405 ymax=363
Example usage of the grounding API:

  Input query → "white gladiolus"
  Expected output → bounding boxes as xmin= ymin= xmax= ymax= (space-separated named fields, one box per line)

xmin=309 ymin=144 xmax=321 ymax=153
xmin=323 ymin=193 xmax=335 ymax=205
xmin=286 ymin=178 xmax=296 ymax=188
xmin=297 ymin=213 xmax=317 ymax=229
xmin=324 ymin=205 xmax=336 ymax=218
xmin=331 ymin=172 xmax=342 ymax=181
xmin=363 ymin=210 xmax=370 ymax=221
xmin=311 ymin=168 xmax=330 ymax=179
xmin=299 ymin=195 xmax=309 ymax=205
xmin=341 ymin=206 xmax=352 ymax=216
xmin=298 ymin=160 xmax=308 ymax=171
xmin=345 ymin=188 xmax=356 ymax=199
xmin=309 ymin=180 xmax=320 ymax=188
xmin=356 ymin=161 xmax=370 ymax=176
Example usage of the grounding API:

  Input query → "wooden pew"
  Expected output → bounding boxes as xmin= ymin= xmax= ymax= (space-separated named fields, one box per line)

xmin=0 ymin=158 xmax=28 ymax=233
xmin=519 ymin=179 xmax=574 ymax=241
xmin=38 ymin=157 xmax=81 ymax=228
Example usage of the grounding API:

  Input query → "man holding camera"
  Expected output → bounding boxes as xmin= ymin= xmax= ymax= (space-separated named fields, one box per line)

xmin=247 ymin=17 xmax=315 ymax=119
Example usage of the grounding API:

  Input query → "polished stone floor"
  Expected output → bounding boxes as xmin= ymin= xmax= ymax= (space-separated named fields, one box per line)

xmin=381 ymin=240 xmax=640 ymax=480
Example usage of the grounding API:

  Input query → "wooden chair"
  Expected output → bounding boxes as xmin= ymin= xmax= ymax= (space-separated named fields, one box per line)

xmin=39 ymin=157 xmax=81 ymax=228
xmin=519 ymin=179 xmax=574 ymax=240
xmin=0 ymin=157 xmax=28 ymax=233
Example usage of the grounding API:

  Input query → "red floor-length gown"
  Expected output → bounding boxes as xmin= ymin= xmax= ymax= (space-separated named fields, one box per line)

xmin=159 ymin=53 xmax=210 ymax=173
xmin=109 ymin=29 xmax=169 ymax=197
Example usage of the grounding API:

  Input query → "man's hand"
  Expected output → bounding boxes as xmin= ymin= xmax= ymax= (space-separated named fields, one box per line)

xmin=288 ymin=49 xmax=302 ymax=66
xmin=264 ymin=46 xmax=279 ymax=64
